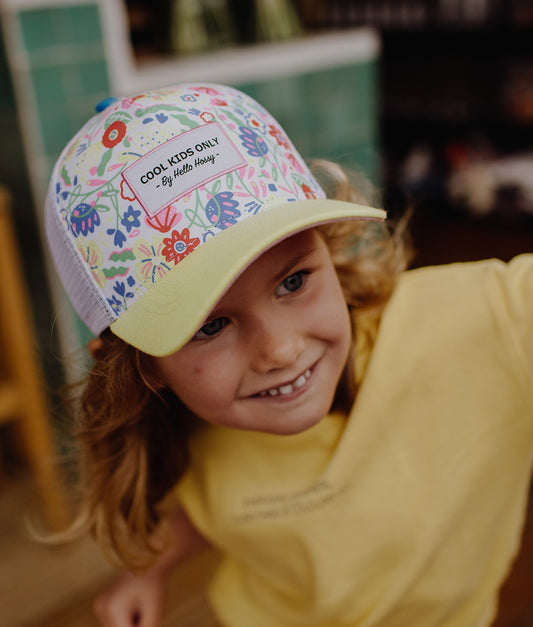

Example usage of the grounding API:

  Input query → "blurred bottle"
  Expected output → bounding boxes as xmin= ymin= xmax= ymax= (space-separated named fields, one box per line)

xmin=171 ymin=0 xmax=237 ymax=55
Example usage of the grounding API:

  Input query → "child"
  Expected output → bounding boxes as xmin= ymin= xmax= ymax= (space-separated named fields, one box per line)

xmin=44 ymin=84 xmax=533 ymax=627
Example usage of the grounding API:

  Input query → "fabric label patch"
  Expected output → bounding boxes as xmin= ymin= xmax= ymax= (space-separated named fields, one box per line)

xmin=122 ymin=122 xmax=246 ymax=218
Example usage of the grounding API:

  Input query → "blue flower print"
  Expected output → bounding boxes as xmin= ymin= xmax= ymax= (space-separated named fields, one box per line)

xmin=120 ymin=205 xmax=142 ymax=233
xmin=111 ymin=276 xmax=135 ymax=311
xmin=70 ymin=203 xmax=100 ymax=237
xmin=106 ymin=228 xmax=127 ymax=248
xmin=75 ymin=143 xmax=88 ymax=157
xmin=106 ymin=294 xmax=122 ymax=315
xmin=238 ymin=127 xmax=268 ymax=158
xmin=114 ymin=278 xmax=134 ymax=300
xmin=55 ymin=182 xmax=69 ymax=201
xmin=205 ymin=192 xmax=241 ymax=230
xmin=245 ymin=200 xmax=261 ymax=215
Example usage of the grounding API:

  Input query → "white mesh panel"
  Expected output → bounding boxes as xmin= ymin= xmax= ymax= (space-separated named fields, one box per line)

xmin=44 ymin=180 xmax=115 ymax=336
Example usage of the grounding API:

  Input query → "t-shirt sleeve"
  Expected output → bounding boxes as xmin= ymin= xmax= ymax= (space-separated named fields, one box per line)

xmin=489 ymin=254 xmax=533 ymax=383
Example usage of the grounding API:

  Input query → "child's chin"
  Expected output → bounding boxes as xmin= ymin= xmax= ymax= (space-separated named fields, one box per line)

xmin=261 ymin=412 xmax=326 ymax=436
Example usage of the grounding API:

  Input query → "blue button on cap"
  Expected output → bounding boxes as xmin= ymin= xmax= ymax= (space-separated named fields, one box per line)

xmin=95 ymin=97 xmax=118 ymax=113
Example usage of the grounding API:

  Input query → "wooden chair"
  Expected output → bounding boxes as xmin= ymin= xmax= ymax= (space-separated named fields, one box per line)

xmin=0 ymin=185 xmax=68 ymax=531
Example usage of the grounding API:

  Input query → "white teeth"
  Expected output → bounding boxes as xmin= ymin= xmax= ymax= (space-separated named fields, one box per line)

xmin=293 ymin=373 xmax=307 ymax=390
xmin=260 ymin=369 xmax=312 ymax=398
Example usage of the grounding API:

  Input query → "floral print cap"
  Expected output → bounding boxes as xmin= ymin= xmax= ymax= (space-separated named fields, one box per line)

xmin=45 ymin=83 xmax=385 ymax=356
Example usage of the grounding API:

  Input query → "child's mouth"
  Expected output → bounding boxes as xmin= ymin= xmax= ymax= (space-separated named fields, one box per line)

xmin=256 ymin=368 xmax=312 ymax=398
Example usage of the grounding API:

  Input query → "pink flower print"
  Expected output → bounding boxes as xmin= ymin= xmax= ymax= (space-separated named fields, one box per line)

xmin=145 ymin=205 xmax=181 ymax=233
xmin=77 ymin=240 xmax=105 ymax=287
xmin=210 ymin=98 xmax=227 ymax=107
xmin=286 ymin=152 xmax=304 ymax=174
xmin=133 ymin=238 xmax=170 ymax=285
xmin=162 ymin=228 xmax=200 ymax=265
xmin=120 ymin=179 xmax=136 ymax=201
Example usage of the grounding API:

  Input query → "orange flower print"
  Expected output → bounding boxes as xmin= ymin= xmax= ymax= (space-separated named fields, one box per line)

xmin=162 ymin=228 xmax=200 ymax=265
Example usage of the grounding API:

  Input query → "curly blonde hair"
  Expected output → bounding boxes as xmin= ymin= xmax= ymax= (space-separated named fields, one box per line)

xmin=62 ymin=160 xmax=412 ymax=569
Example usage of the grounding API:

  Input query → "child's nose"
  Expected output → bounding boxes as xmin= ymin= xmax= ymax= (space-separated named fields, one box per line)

xmin=249 ymin=315 xmax=305 ymax=373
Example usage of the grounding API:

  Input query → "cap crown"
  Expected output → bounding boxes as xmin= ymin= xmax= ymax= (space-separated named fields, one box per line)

xmin=45 ymin=84 xmax=325 ymax=336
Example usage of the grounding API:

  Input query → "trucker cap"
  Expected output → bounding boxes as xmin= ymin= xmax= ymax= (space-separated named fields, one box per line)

xmin=45 ymin=83 xmax=385 ymax=356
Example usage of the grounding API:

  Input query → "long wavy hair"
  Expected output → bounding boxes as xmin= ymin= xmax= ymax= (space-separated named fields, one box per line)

xmin=60 ymin=160 xmax=412 ymax=569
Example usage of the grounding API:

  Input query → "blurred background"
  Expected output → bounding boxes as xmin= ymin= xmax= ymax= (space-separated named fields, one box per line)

xmin=0 ymin=0 xmax=532 ymax=625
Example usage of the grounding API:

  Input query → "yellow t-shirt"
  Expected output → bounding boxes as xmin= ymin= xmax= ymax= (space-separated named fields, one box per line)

xmin=177 ymin=255 xmax=533 ymax=627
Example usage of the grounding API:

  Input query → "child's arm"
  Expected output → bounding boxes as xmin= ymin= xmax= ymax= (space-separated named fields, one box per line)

xmin=93 ymin=507 xmax=210 ymax=627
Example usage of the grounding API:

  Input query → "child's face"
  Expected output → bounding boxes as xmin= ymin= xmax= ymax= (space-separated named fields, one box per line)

xmin=153 ymin=228 xmax=352 ymax=435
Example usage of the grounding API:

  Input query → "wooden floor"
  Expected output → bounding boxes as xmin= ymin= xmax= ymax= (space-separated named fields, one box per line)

xmin=0 ymin=472 xmax=219 ymax=627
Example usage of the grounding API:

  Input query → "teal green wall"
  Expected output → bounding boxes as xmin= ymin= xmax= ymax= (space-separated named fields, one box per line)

xmin=18 ymin=3 xmax=109 ymax=182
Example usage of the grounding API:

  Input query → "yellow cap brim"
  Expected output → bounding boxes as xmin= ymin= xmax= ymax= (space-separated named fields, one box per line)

xmin=110 ymin=199 xmax=385 ymax=356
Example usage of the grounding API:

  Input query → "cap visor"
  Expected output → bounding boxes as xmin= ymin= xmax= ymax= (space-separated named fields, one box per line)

xmin=111 ymin=199 xmax=385 ymax=356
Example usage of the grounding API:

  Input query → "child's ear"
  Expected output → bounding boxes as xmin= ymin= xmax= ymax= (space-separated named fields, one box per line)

xmin=88 ymin=337 xmax=104 ymax=360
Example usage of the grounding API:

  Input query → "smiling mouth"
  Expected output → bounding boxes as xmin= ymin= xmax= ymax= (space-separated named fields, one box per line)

xmin=256 ymin=368 xmax=312 ymax=398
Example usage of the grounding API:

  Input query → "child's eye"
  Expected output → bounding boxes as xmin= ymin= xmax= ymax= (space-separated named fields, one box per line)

xmin=276 ymin=270 xmax=308 ymax=296
xmin=194 ymin=317 xmax=229 ymax=340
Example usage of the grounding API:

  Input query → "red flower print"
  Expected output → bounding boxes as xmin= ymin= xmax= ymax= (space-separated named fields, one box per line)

xmin=268 ymin=124 xmax=289 ymax=149
xmin=120 ymin=179 xmax=136 ymax=201
xmin=301 ymin=184 xmax=318 ymax=199
xmin=146 ymin=205 xmax=181 ymax=233
xmin=102 ymin=121 xmax=127 ymax=149
xmin=200 ymin=112 xmax=216 ymax=123
xmin=162 ymin=228 xmax=200 ymax=264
